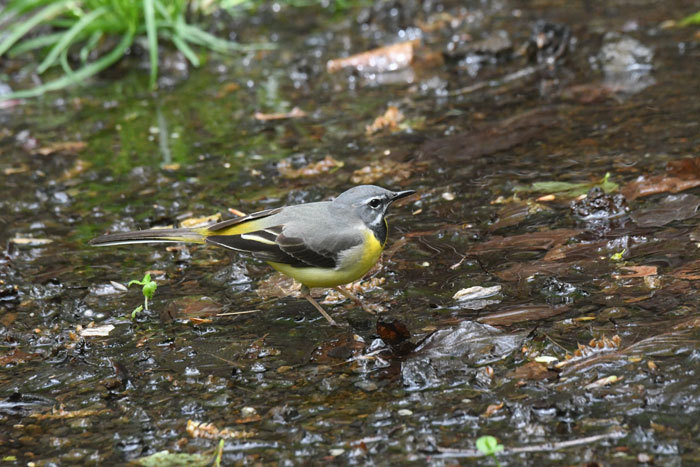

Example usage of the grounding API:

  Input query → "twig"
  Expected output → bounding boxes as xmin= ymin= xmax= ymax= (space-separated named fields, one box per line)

xmin=216 ymin=309 xmax=261 ymax=316
xmin=432 ymin=430 xmax=626 ymax=458
xmin=448 ymin=66 xmax=538 ymax=96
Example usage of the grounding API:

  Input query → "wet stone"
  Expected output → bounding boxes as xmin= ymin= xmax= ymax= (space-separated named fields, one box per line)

xmin=571 ymin=187 xmax=628 ymax=220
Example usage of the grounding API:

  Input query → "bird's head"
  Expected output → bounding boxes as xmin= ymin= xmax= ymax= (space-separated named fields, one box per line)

xmin=333 ymin=185 xmax=415 ymax=229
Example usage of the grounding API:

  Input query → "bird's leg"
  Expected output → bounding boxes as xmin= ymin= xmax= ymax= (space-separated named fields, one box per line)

xmin=300 ymin=285 xmax=338 ymax=326
xmin=333 ymin=286 xmax=375 ymax=315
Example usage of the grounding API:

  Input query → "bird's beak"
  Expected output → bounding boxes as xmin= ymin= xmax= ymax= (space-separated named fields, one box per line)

xmin=390 ymin=190 xmax=416 ymax=202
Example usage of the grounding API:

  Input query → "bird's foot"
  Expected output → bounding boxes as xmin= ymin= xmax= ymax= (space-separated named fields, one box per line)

xmin=301 ymin=286 xmax=339 ymax=326
xmin=333 ymin=286 xmax=376 ymax=315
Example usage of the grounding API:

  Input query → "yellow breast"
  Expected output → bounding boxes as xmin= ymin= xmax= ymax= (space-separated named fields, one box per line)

xmin=267 ymin=229 xmax=383 ymax=288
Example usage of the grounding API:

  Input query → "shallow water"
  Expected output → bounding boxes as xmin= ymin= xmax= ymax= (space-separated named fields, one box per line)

xmin=1 ymin=0 xmax=700 ymax=464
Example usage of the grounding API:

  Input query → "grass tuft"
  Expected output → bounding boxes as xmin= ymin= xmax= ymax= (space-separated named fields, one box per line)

xmin=0 ymin=0 xmax=272 ymax=100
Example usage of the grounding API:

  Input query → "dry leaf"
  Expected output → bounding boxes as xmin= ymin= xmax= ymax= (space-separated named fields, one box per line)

xmin=480 ymin=402 xmax=504 ymax=417
xmin=254 ymin=107 xmax=306 ymax=121
xmin=79 ymin=324 xmax=115 ymax=337
xmin=37 ymin=141 xmax=87 ymax=156
xmin=612 ymin=265 xmax=658 ymax=279
xmin=0 ymin=348 xmax=39 ymax=365
xmin=584 ymin=375 xmax=622 ymax=390
xmin=508 ymin=361 xmax=557 ymax=380
xmin=366 ymin=106 xmax=404 ymax=135
xmin=186 ymin=420 xmax=255 ymax=440
xmin=31 ymin=406 xmax=110 ymax=420
xmin=327 ymin=40 xmax=419 ymax=73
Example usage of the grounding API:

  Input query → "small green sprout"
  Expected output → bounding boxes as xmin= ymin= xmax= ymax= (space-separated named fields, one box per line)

xmin=476 ymin=435 xmax=504 ymax=466
xmin=610 ymin=249 xmax=626 ymax=261
xmin=128 ymin=273 xmax=157 ymax=319
xmin=212 ymin=439 xmax=224 ymax=467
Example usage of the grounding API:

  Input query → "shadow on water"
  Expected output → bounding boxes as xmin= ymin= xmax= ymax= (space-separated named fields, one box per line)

xmin=1 ymin=0 xmax=699 ymax=464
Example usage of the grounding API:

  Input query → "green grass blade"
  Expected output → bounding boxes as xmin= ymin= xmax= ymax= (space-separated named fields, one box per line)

xmin=143 ymin=0 xmax=158 ymax=89
xmin=1 ymin=26 xmax=135 ymax=100
xmin=0 ymin=0 xmax=53 ymax=22
xmin=178 ymin=24 xmax=242 ymax=52
xmin=37 ymin=6 xmax=107 ymax=73
xmin=80 ymin=30 xmax=103 ymax=63
xmin=0 ymin=0 xmax=71 ymax=56
xmin=179 ymin=23 xmax=274 ymax=52
xmin=171 ymin=34 xmax=199 ymax=66
xmin=152 ymin=0 xmax=171 ymax=19
xmin=7 ymin=32 xmax=64 ymax=56
xmin=679 ymin=11 xmax=700 ymax=26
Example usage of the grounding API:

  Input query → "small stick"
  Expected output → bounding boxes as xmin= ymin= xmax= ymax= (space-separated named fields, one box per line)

xmin=432 ymin=431 xmax=626 ymax=458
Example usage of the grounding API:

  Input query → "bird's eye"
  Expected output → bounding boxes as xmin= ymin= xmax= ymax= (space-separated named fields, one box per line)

xmin=368 ymin=198 xmax=382 ymax=209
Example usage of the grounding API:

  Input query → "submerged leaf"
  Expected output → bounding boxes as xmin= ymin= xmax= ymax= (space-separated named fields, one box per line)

xmin=514 ymin=173 xmax=618 ymax=197
xmin=327 ymin=39 xmax=419 ymax=73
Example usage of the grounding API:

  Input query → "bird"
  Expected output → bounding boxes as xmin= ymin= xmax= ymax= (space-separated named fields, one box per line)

xmin=90 ymin=185 xmax=415 ymax=326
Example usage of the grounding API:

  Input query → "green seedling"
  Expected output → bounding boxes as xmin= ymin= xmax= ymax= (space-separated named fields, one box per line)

xmin=128 ymin=273 xmax=157 ymax=319
xmin=212 ymin=439 xmax=224 ymax=467
xmin=679 ymin=11 xmax=700 ymax=26
xmin=476 ymin=435 xmax=504 ymax=466
xmin=610 ymin=249 xmax=626 ymax=261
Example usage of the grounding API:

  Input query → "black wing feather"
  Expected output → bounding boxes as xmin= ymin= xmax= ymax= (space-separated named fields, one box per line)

xmin=205 ymin=225 xmax=338 ymax=268
xmin=276 ymin=233 xmax=337 ymax=268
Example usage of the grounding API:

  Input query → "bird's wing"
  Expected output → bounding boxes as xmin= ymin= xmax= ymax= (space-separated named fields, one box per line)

xmin=204 ymin=207 xmax=283 ymax=234
xmin=205 ymin=222 xmax=363 ymax=269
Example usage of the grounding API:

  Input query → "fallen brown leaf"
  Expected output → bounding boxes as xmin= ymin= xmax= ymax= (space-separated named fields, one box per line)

xmin=480 ymin=402 xmax=504 ymax=418
xmin=612 ymin=265 xmax=658 ymax=279
xmin=508 ymin=361 xmax=557 ymax=380
xmin=37 ymin=141 xmax=87 ymax=156
xmin=254 ymin=107 xmax=306 ymax=121
xmin=377 ymin=320 xmax=411 ymax=347
xmin=327 ymin=40 xmax=419 ymax=73
xmin=366 ymin=106 xmax=404 ymax=135
xmin=622 ymin=157 xmax=700 ymax=201
xmin=670 ymin=259 xmax=700 ymax=280
xmin=31 ymin=406 xmax=110 ymax=420
xmin=584 ymin=375 xmax=622 ymax=390
xmin=0 ymin=348 xmax=39 ymax=366
xmin=186 ymin=420 xmax=255 ymax=440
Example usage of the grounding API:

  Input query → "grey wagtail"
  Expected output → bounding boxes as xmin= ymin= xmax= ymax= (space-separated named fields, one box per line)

xmin=90 ymin=185 xmax=415 ymax=326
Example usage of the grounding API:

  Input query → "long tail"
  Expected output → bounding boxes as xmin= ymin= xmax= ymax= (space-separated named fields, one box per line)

xmin=89 ymin=228 xmax=207 ymax=247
